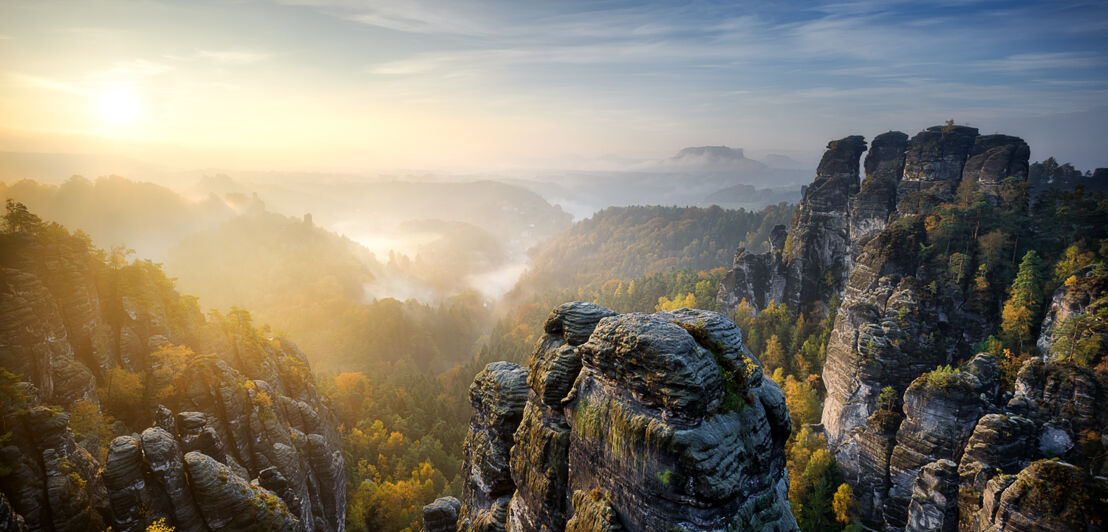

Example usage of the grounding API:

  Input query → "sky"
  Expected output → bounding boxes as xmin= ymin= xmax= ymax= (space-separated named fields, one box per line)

xmin=1 ymin=0 xmax=1107 ymax=173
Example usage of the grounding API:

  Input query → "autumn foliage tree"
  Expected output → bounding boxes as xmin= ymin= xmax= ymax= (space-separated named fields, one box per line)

xmin=1001 ymin=250 xmax=1042 ymax=353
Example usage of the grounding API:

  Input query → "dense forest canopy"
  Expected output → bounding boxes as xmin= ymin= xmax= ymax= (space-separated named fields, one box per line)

xmin=511 ymin=203 xmax=794 ymax=300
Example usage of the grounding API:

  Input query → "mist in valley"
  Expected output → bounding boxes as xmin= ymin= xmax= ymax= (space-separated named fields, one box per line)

xmin=3 ymin=1 xmax=1107 ymax=531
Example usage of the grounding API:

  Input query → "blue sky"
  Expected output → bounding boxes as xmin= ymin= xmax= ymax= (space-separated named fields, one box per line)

xmin=1 ymin=0 xmax=1106 ymax=171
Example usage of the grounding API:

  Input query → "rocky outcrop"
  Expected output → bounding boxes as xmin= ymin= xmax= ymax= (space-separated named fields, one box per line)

xmin=971 ymin=459 xmax=1107 ymax=532
xmin=961 ymin=135 xmax=1029 ymax=200
xmin=955 ymin=414 xmax=1038 ymax=530
xmin=423 ymin=496 xmax=461 ymax=532
xmin=712 ymin=123 xmax=1104 ymax=531
xmin=820 ymin=216 xmax=936 ymax=449
xmin=716 ymin=225 xmax=789 ymax=312
xmin=458 ymin=362 xmax=529 ymax=532
xmin=0 ymin=224 xmax=346 ymax=531
xmin=780 ymin=135 xmax=867 ymax=313
xmin=184 ymin=451 xmax=302 ymax=531
xmin=898 ymin=125 xmax=979 ymax=212
xmin=440 ymin=303 xmax=798 ymax=531
xmin=509 ymin=302 xmax=615 ymax=532
xmin=565 ymin=308 xmax=795 ymax=530
xmin=718 ymin=136 xmax=867 ymax=314
xmin=0 ymin=394 xmax=107 ymax=532
xmin=0 ymin=268 xmax=96 ymax=405
xmin=1012 ymin=358 xmax=1106 ymax=465
xmin=905 ymin=459 xmax=959 ymax=532
xmin=882 ymin=356 xmax=999 ymax=528
xmin=564 ymin=490 xmax=623 ymax=532
xmin=851 ymin=131 xmax=908 ymax=247
xmin=1037 ymin=264 xmax=1106 ymax=357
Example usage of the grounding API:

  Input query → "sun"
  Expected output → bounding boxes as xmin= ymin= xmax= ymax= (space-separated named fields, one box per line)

xmin=96 ymin=86 xmax=143 ymax=128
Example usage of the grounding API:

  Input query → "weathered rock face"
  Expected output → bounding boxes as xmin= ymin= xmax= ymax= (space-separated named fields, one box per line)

xmin=438 ymin=303 xmax=798 ymax=531
xmin=781 ymin=136 xmax=867 ymax=313
xmin=971 ymin=459 xmax=1107 ymax=532
xmin=0 ymin=267 xmax=96 ymax=405
xmin=1037 ymin=264 xmax=1106 ymax=357
xmin=423 ymin=496 xmax=461 ymax=532
xmin=961 ymin=134 xmax=1029 ymax=200
xmin=565 ymin=308 xmax=795 ymax=530
xmin=458 ymin=361 xmax=529 ymax=532
xmin=508 ymin=302 xmax=615 ymax=532
xmin=718 ymin=136 xmax=867 ymax=314
xmin=883 ymin=357 xmax=998 ymax=528
xmin=564 ymin=490 xmax=623 ymax=532
xmin=0 ymin=403 xmax=107 ymax=532
xmin=898 ymin=125 xmax=979 ymax=212
xmin=851 ymin=131 xmax=909 ymax=247
xmin=905 ymin=459 xmax=959 ymax=532
xmin=184 ymin=451 xmax=302 ymax=531
xmin=1012 ymin=358 xmax=1106 ymax=464
xmin=820 ymin=217 xmax=936 ymax=451
xmin=716 ymin=233 xmax=790 ymax=313
xmin=955 ymin=414 xmax=1038 ymax=530
xmin=0 ymin=227 xmax=346 ymax=531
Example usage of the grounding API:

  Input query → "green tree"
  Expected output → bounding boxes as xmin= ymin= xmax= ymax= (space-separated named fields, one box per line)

xmin=1052 ymin=311 xmax=1105 ymax=367
xmin=3 ymin=199 xmax=44 ymax=233
xmin=1001 ymin=250 xmax=1042 ymax=353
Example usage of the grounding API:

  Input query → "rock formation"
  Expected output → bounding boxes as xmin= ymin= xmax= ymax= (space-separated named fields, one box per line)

xmin=883 ymin=356 xmax=998 ymax=528
xmin=457 ymin=361 xmax=528 ymax=532
xmin=424 ymin=497 xmax=462 ymax=532
xmin=897 ymin=125 xmax=980 ymax=212
xmin=1037 ymin=264 xmax=1106 ymax=357
xmin=508 ymin=302 xmax=616 ymax=532
xmin=430 ymin=303 xmax=797 ymax=531
xmin=718 ymin=135 xmax=869 ymax=314
xmin=961 ymin=135 xmax=1030 ymax=201
xmin=851 ymin=131 xmax=909 ymax=247
xmin=970 ymin=459 xmax=1106 ymax=531
xmin=905 ymin=459 xmax=958 ymax=532
xmin=0 ymin=224 xmax=346 ymax=531
xmin=713 ymin=123 xmax=1102 ymax=531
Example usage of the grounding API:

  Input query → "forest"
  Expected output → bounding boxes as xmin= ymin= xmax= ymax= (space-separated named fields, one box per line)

xmin=1 ymin=157 xmax=1105 ymax=532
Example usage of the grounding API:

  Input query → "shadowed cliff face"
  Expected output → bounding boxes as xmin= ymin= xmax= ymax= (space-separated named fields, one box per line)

xmin=717 ymin=136 xmax=869 ymax=316
xmin=429 ymin=302 xmax=797 ymax=531
xmin=0 ymin=226 xmax=346 ymax=531
xmin=714 ymin=123 xmax=1108 ymax=531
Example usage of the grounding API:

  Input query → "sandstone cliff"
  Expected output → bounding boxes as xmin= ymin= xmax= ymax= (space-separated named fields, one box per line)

xmin=427 ymin=302 xmax=797 ymax=531
xmin=714 ymin=123 xmax=1108 ymax=531
xmin=718 ymin=136 xmax=869 ymax=315
xmin=0 ymin=223 xmax=345 ymax=531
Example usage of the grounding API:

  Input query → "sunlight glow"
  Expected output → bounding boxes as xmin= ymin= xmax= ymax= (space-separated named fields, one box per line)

xmin=96 ymin=85 xmax=143 ymax=128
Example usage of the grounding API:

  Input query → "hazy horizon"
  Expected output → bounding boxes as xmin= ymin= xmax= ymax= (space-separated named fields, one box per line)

xmin=3 ymin=0 xmax=1107 ymax=175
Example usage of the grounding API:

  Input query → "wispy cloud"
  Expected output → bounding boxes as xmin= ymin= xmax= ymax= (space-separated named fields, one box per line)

xmin=6 ymin=72 xmax=88 ymax=95
xmin=94 ymin=59 xmax=171 ymax=81
xmin=974 ymin=52 xmax=1106 ymax=72
xmin=193 ymin=49 xmax=270 ymax=65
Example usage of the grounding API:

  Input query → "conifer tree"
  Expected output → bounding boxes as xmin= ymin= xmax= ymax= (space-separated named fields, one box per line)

xmin=1001 ymin=250 xmax=1042 ymax=353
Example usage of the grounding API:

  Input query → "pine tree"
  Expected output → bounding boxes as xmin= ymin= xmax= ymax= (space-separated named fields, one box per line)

xmin=1001 ymin=250 xmax=1042 ymax=353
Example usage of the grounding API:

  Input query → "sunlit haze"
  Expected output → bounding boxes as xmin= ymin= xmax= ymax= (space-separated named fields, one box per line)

xmin=2 ymin=0 xmax=1107 ymax=172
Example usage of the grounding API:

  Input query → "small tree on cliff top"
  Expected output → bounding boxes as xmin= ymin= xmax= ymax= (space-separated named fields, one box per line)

xmin=3 ymin=199 xmax=44 ymax=234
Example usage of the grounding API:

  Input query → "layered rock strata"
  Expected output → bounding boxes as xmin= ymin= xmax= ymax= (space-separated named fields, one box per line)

xmin=0 ymin=226 xmax=346 ymax=531
xmin=430 ymin=303 xmax=798 ymax=531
